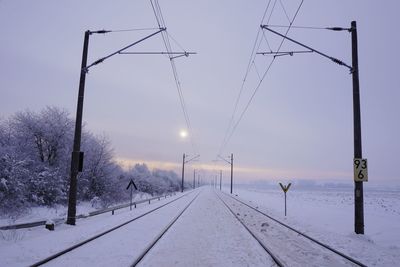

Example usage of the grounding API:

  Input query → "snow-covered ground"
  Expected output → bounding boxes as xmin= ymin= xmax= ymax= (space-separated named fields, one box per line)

xmin=0 ymin=192 xmax=186 ymax=267
xmin=228 ymin=184 xmax=400 ymax=266
xmin=0 ymin=192 xmax=152 ymax=227
xmin=1 ymin=185 xmax=399 ymax=266
xmin=140 ymin=189 xmax=275 ymax=267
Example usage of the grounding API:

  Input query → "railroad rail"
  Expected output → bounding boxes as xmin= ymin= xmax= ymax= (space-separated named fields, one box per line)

xmin=0 ymin=193 xmax=176 ymax=230
xmin=29 ymin=190 xmax=195 ymax=267
xmin=130 ymin=191 xmax=201 ymax=266
xmin=216 ymin=192 xmax=284 ymax=267
xmin=218 ymin=191 xmax=367 ymax=267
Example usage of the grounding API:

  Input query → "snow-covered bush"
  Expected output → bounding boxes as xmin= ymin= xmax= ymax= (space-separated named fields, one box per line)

xmin=126 ymin=163 xmax=181 ymax=195
xmin=26 ymin=168 xmax=67 ymax=206
xmin=90 ymin=196 xmax=102 ymax=209
xmin=0 ymin=154 xmax=30 ymax=217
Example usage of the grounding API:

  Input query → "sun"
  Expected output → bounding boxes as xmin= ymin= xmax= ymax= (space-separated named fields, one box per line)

xmin=180 ymin=130 xmax=188 ymax=138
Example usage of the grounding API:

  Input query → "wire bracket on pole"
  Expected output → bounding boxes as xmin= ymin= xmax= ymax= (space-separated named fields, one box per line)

xmin=85 ymin=28 xmax=166 ymax=70
xmin=185 ymin=154 xmax=200 ymax=164
xmin=118 ymin=51 xmax=196 ymax=59
xmin=326 ymin=27 xmax=352 ymax=32
xmin=257 ymin=50 xmax=313 ymax=58
xmin=260 ymin=24 xmax=353 ymax=72
xmin=89 ymin=29 xmax=111 ymax=35
xmin=217 ymin=155 xmax=231 ymax=165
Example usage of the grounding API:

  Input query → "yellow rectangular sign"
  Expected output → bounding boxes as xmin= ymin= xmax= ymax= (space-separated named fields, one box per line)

xmin=354 ymin=158 xmax=368 ymax=182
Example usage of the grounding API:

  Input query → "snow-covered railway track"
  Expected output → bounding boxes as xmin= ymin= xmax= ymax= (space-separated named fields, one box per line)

xmin=29 ymin=190 xmax=197 ymax=267
xmin=130 ymin=190 xmax=201 ymax=266
xmin=216 ymin=192 xmax=284 ymax=267
xmin=217 ymin=191 xmax=367 ymax=267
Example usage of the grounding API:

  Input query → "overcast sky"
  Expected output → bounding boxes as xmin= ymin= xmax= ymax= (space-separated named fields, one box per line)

xmin=1 ymin=0 xmax=399 ymax=185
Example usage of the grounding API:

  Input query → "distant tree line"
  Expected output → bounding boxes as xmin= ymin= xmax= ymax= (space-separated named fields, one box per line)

xmin=0 ymin=107 xmax=181 ymax=217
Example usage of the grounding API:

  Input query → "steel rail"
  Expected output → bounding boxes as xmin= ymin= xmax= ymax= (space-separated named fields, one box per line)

xmin=223 ymin=191 xmax=367 ymax=267
xmin=131 ymin=191 xmax=201 ymax=266
xmin=29 ymin=190 xmax=195 ymax=267
xmin=216 ymin=192 xmax=284 ymax=267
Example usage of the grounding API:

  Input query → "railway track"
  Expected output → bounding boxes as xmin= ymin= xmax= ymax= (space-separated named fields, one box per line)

xmin=134 ymin=188 xmax=277 ymax=267
xmin=131 ymin=191 xmax=201 ymax=266
xmin=216 ymin=192 xmax=283 ymax=267
xmin=217 ymin=191 xmax=367 ymax=267
xmin=29 ymin=190 xmax=198 ymax=267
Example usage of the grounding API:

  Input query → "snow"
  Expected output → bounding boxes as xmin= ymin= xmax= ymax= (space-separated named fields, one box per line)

xmin=0 ymin=193 xmax=152 ymax=227
xmin=218 ymin=191 xmax=355 ymax=266
xmin=229 ymin=184 xmax=400 ymax=266
xmin=1 ymin=186 xmax=399 ymax=266
xmin=0 ymin=193 xmax=182 ymax=266
xmin=140 ymin=189 xmax=275 ymax=266
xmin=45 ymin=192 xmax=197 ymax=266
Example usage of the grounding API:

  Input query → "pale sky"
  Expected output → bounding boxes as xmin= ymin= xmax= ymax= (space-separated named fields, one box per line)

xmin=1 ymin=0 xmax=399 ymax=185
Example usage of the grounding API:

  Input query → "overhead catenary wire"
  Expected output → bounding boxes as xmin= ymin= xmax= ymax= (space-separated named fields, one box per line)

xmin=166 ymin=32 xmax=188 ymax=53
xmin=278 ymin=0 xmax=291 ymax=24
xmin=150 ymin=0 xmax=195 ymax=141
xmin=262 ymin=30 xmax=273 ymax=52
xmin=266 ymin=0 xmax=279 ymax=25
xmin=217 ymin=0 xmax=275 ymax=158
xmin=218 ymin=0 xmax=305 ymax=155
xmin=217 ymin=0 xmax=277 ymax=157
xmin=149 ymin=0 xmax=198 ymax=154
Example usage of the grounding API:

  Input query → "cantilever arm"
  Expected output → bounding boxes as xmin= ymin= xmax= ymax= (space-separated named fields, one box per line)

xmin=261 ymin=25 xmax=352 ymax=71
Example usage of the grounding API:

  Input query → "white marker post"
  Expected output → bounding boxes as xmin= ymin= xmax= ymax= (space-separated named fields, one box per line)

xmin=279 ymin=183 xmax=292 ymax=216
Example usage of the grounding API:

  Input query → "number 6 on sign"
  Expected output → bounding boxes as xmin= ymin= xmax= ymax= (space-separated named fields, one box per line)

xmin=354 ymin=158 xmax=368 ymax=182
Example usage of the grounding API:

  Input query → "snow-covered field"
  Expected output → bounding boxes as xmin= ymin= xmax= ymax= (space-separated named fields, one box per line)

xmin=1 ymin=185 xmax=399 ymax=266
xmin=229 ymin=184 xmax=400 ymax=266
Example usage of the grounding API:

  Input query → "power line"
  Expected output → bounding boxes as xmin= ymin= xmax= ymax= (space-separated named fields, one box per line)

xmin=266 ymin=0 xmax=279 ymax=25
xmin=262 ymin=29 xmax=273 ymax=52
xmin=149 ymin=0 xmax=198 ymax=154
xmin=218 ymin=0 xmax=284 ymax=156
xmin=217 ymin=0 xmax=274 ymax=157
xmin=279 ymin=0 xmax=291 ymax=24
xmin=167 ymin=32 xmax=188 ymax=53
xmin=220 ymin=0 xmax=305 ymax=155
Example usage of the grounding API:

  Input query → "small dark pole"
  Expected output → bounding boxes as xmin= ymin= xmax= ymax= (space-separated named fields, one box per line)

xmin=193 ymin=169 xmax=196 ymax=189
xmin=230 ymin=153 xmax=234 ymax=194
xmin=351 ymin=21 xmax=364 ymax=234
xmin=220 ymin=170 xmax=222 ymax=190
xmin=279 ymin=183 xmax=291 ymax=216
xmin=197 ymin=174 xmax=200 ymax=187
xmin=67 ymin=30 xmax=90 ymax=225
xmin=181 ymin=153 xmax=185 ymax=193
xmin=284 ymin=192 xmax=287 ymax=216
xmin=130 ymin=186 xmax=133 ymax=211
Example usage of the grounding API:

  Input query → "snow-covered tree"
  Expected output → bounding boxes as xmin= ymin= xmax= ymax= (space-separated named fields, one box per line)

xmin=0 ymin=153 xmax=30 ymax=217
xmin=10 ymin=107 xmax=73 ymax=167
xmin=127 ymin=163 xmax=180 ymax=195
xmin=1 ymin=106 xmax=181 ymax=217
xmin=78 ymin=133 xmax=121 ymax=207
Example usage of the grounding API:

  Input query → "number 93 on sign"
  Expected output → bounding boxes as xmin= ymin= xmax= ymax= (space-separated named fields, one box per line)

xmin=354 ymin=158 xmax=368 ymax=182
